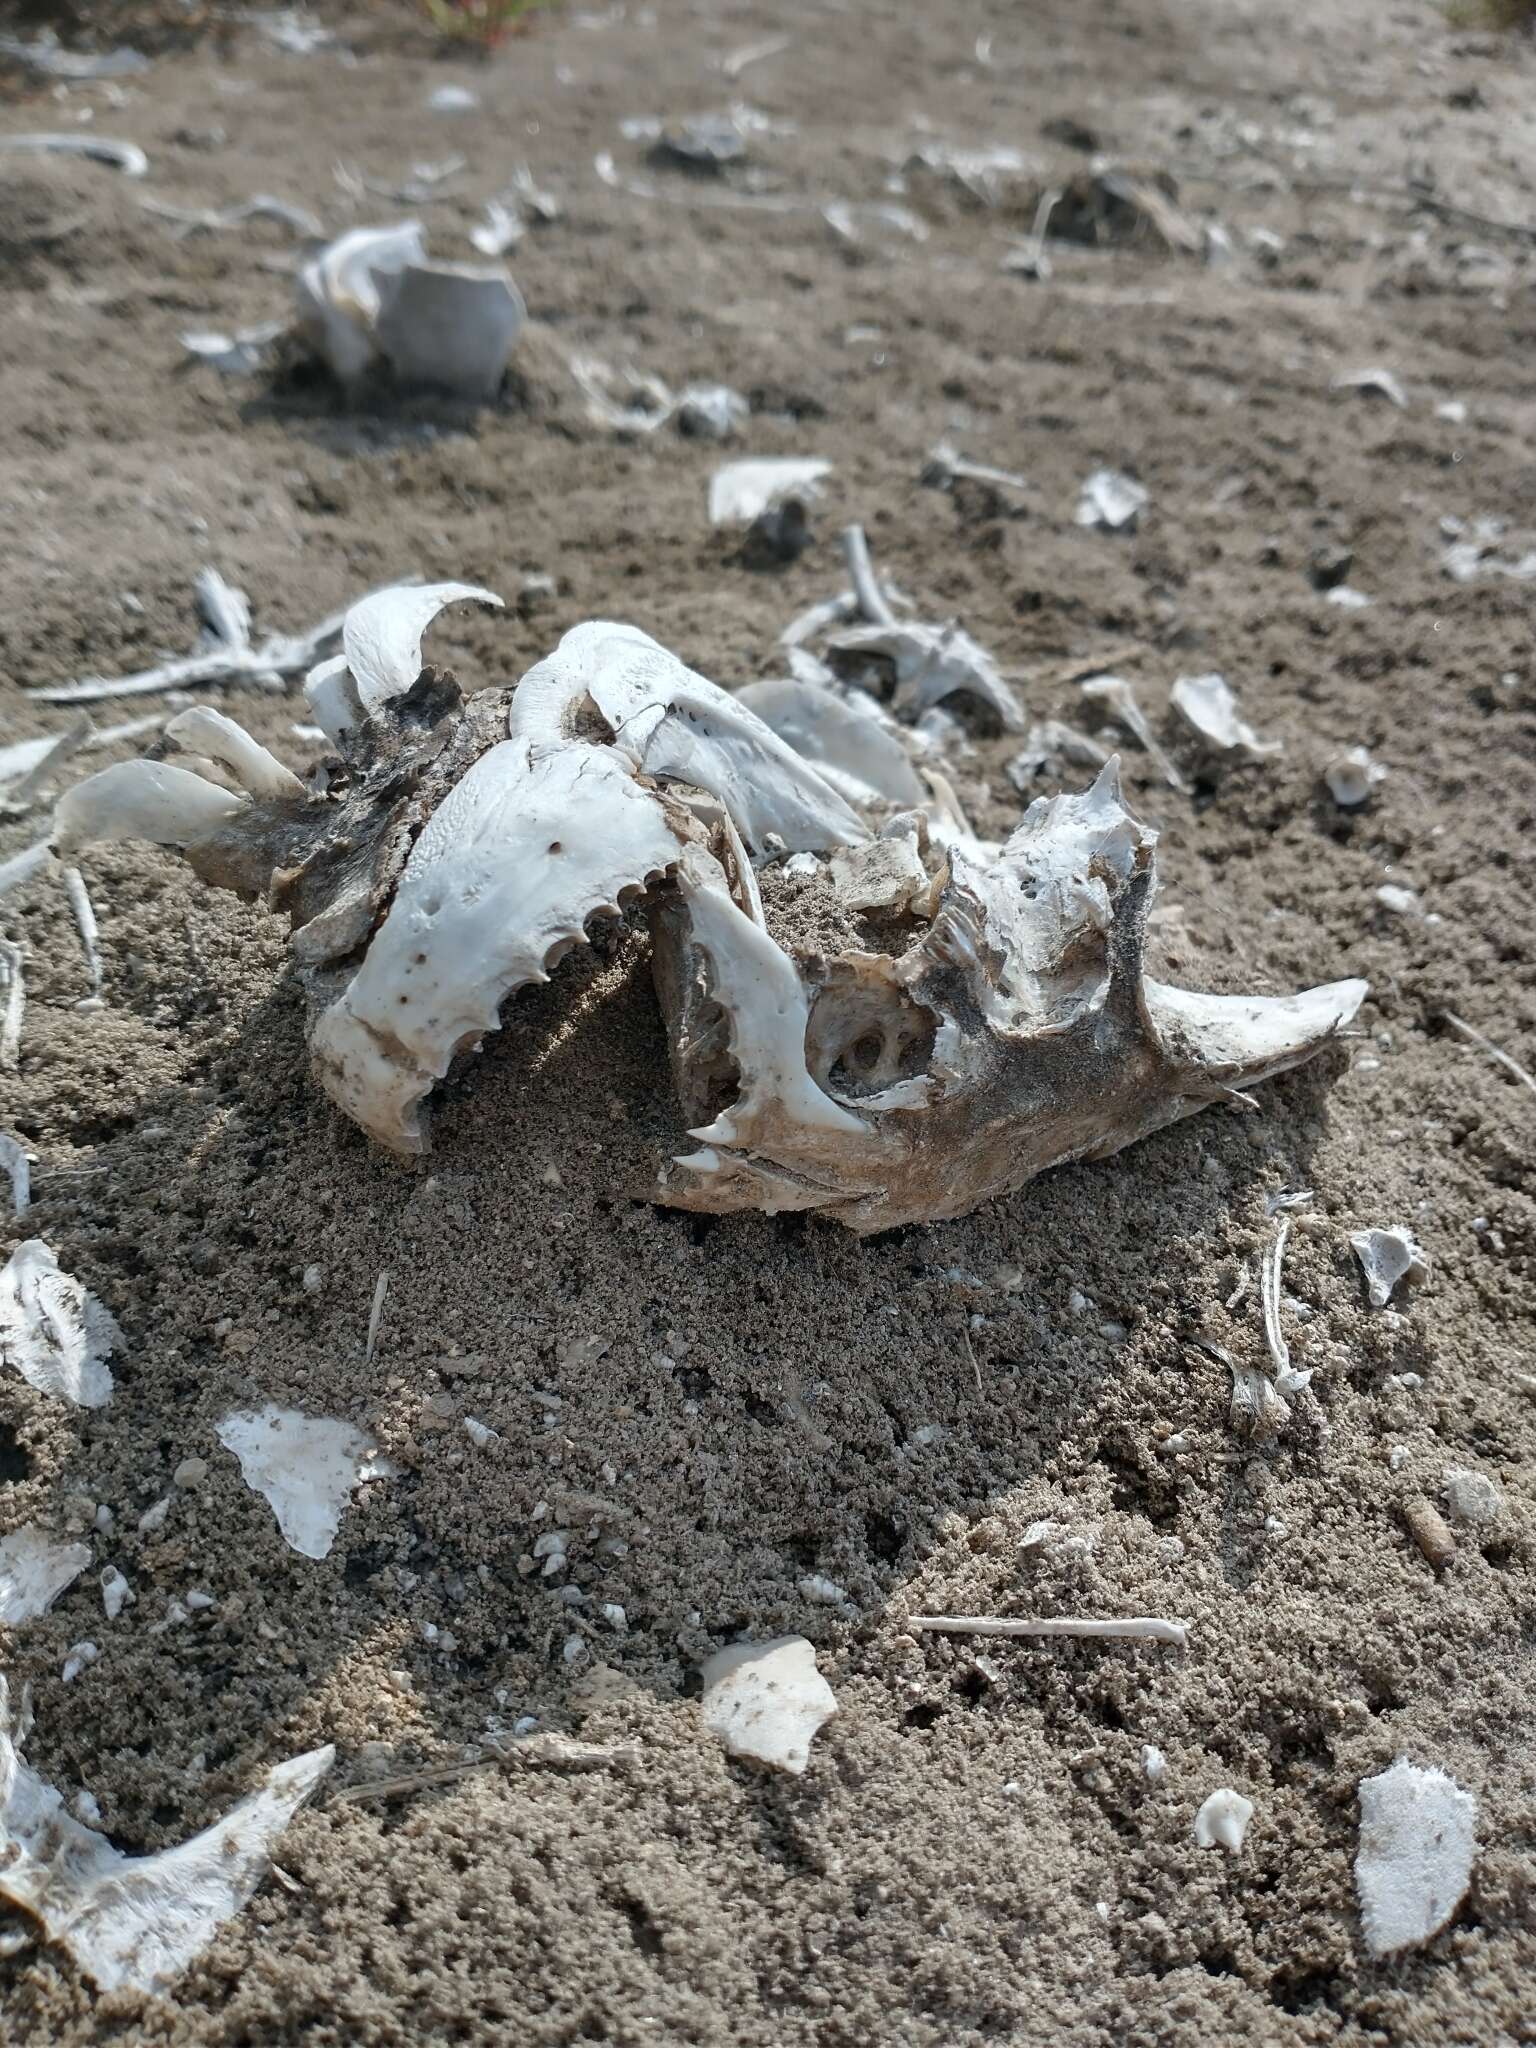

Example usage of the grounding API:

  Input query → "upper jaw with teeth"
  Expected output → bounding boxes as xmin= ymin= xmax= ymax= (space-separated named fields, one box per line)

xmin=51 ymin=587 xmax=1367 ymax=1232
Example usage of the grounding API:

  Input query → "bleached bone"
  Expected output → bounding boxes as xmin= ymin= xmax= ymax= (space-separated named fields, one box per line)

xmin=340 ymin=581 xmax=503 ymax=717
xmin=1170 ymin=673 xmax=1280 ymax=761
xmin=1193 ymin=1788 xmax=1254 ymax=1851
xmin=700 ymin=1636 xmax=837 ymax=1774
xmin=52 ymin=761 xmax=247 ymax=855
xmin=1325 ymin=745 xmax=1387 ymax=807
xmin=166 ymin=708 xmax=305 ymax=800
xmin=51 ymin=604 xmax=1366 ymax=1228
xmin=0 ymin=1677 xmax=332 ymax=1994
xmin=1076 ymin=468 xmax=1147 ymax=531
xmin=296 ymin=221 xmax=425 ymax=385
xmin=372 ymin=261 xmax=525 ymax=401
xmin=1355 ymin=1758 xmax=1476 ymax=1957
xmin=735 ymin=677 xmax=928 ymax=810
xmin=0 ymin=134 xmax=149 ymax=177
xmin=708 ymin=459 xmax=831 ymax=527
xmin=1350 ymin=1226 xmax=1429 ymax=1309
xmin=216 ymin=1404 xmax=396 ymax=1559
xmin=0 ymin=1526 xmax=91 ymax=1627
xmin=1081 ymin=674 xmax=1189 ymax=793
xmin=826 ymin=619 xmax=1025 ymax=733
xmin=1 ymin=1239 xmax=119 ymax=1407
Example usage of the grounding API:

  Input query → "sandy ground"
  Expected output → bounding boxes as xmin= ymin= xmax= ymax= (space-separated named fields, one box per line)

xmin=2 ymin=0 xmax=1535 ymax=2041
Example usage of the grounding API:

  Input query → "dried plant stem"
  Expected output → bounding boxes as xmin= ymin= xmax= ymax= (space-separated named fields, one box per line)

xmin=1442 ymin=1010 xmax=1536 ymax=1099
xmin=910 ymin=1614 xmax=1188 ymax=1647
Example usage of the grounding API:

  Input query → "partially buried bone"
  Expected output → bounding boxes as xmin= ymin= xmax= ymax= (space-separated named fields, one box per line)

xmin=296 ymin=221 xmax=524 ymax=399
xmin=52 ymin=600 xmax=1366 ymax=1228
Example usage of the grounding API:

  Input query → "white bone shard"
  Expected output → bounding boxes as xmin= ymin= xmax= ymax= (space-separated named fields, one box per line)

xmin=1350 ymin=1227 xmax=1429 ymax=1309
xmin=341 ymin=582 xmax=503 ymax=717
xmin=1325 ymin=746 xmax=1387 ymax=807
xmin=708 ymin=459 xmax=831 ymax=527
xmin=302 ymin=654 xmax=365 ymax=747
xmin=1170 ymin=673 xmax=1280 ymax=760
xmin=295 ymin=221 xmax=426 ymax=385
xmin=1356 ymin=1758 xmax=1476 ymax=1957
xmin=700 ymin=1635 xmax=838 ymax=1774
xmin=1076 ymin=468 xmax=1147 ymax=531
xmin=215 ymin=1404 xmax=395 ymax=1559
xmin=735 ymin=677 xmax=928 ymax=809
xmin=0 ymin=1527 xmax=92 ymax=1626
xmin=826 ymin=619 xmax=1024 ymax=731
xmin=0 ymin=134 xmax=148 ymax=177
xmin=1332 ymin=366 xmax=1407 ymax=409
xmin=166 ymin=709 xmax=305 ymax=800
xmin=538 ymin=622 xmax=866 ymax=854
xmin=1081 ymin=674 xmax=1189 ymax=792
xmin=0 ymin=1240 xmax=119 ymax=1407
xmin=1194 ymin=1788 xmax=1254 ymax=1851
xmin=51 ymin=761 xmax=246 ymax=856
xmin=0 ymin=1677 xmax=332 ymax=1994
xmin=829 ymin=816 xmax=930 ymax=912
xmin=373 ymin=262 xmax=525 ymax=400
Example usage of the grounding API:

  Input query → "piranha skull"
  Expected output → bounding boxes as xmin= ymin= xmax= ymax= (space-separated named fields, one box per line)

xmin=52 ymin=587 xmax=1367 ymax=1233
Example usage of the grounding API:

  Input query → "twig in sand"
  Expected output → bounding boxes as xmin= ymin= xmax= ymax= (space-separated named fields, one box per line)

xmin=0 ymin=1133 xmax=31 ymax=1217
xmin=910 ymin=1614 xmax=1188 ymax=1648
xmin=364 ymin=1270 xmax=389 ymax=1368
xmin=0 ymin=942 xmax=24 ymax=1071
xmin=961 ymin=1320 xmax=984 ymax=1398
xmin=61 ymin=867 xmax=104 ymax=1012
xmin=842 ymin=524 xmax=896 ymax=628
xmin=1442 ymin=1010 xmax=1536 ymax=1099
xmin=334 ymin=1733 xmax=642 ymax=1805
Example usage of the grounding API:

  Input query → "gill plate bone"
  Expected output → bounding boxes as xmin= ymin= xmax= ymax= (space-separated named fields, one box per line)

xmin=50 ymin=595 xmax=1367 ymax=1227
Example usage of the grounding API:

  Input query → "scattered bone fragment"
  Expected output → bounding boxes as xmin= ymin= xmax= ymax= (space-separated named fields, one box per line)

xmin=921 ymin=442 xmax=1029 ymax=499
xmin=910 ymin=1615 xmax=1188 ymax=1647
xmin=0 ymin=1676 xmax=332 ymax=1994
xmin=1080 ymin=674 xmax=1190 ymax=792
xmin=374 ymin=261 xmax=526 ymax=402
xmin=1075 ymin=468 xmax=1147 ymax=532
xmin=735 ymin=677 xmax=927 ymax=810
xmin=0 ymin=717 xmax=93 ymax=818
xmin=1008 ymin=722 xmax=1112 ymax=791
xmin=1442 ymin=1467 xmax=1502 ymax=1527
xmin=709 ymin=458 xmax=831 ymax=528
xmin=470 ymin=201 xmax=522 ymax=257
xmin=827 ymin=618 xmax=1025 ymax=733
xmin=297 ymin=223 xmax=524 ymax=398
xmin=0 ymin=1526 xmax=92 ymax=1627
xmin=215 ymin=1404 xmax=396 ymax=1559
xmin=700 ymin=1635 xmax=838 ymax=1774
xmin=1332 ymin=366 xmax=1407 ymax=409
xmin=1402 ymin=1496 xmax=1456 ymax=1570
xmin=1355 ymin=1758 xmax=1476 ymax=1958
xmin=1325 ymin=746 xmax=1387 ymax=807
xmin=1375 ymin=883 xmax=1420 ymax=917
xmin=62 ymin=1641 xmax=99 ymax=1683
xmin=0 ymin=941 xmax=23 ymax=1071
xmin=650 ymin=114 xmax=746 ymax=175
xmin=0 ymin=1240 xmax=118 ymax=1406
xmin=0 ymin=1134 xmax=31 ymax=1217
xmin=364 ymin=1269 xmax=389 ymax=1367
xmin=1044 ymin=169 xmax=1202 ymax=254
xmin=179 ymin=320 xmax=289 ymax=376
xmin=1142 ymin=1745 xmax=1167 ymax=1783
xmin=0 ymin=135 xmax=148 ymax=177
xmin=61 ymin=865 xmax=105 ymax=1010
xmin=1170 ymin=673 xmax=1280 ymax=761
xmin=828 ymin=816 xmax=931 ymax=913
xmin=677 ymin=386 xmax=749 ymax=440
xmin=99 ymin=1566 xmax=134 ymax=1621
xmin=1193 ymin=1788 xmax=1253 ymax=1852
xmin=1440 ymin=1010 xmax=1536 ymax=1099
xmin=1350 ymin=1228 xmax=1429 ymax=1309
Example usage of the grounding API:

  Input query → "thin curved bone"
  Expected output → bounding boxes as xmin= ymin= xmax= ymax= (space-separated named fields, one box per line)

xmin=341 ymin=582 xmax=503 ymax=716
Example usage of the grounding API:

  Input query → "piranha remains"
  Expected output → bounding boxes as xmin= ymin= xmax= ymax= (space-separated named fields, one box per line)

xmin=50 ymin=585 xmax=1367 ymax=1233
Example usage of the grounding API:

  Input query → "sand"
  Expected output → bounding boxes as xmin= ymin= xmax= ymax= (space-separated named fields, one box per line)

xmin=1 ymin=0 xmax=1534 ymax=2040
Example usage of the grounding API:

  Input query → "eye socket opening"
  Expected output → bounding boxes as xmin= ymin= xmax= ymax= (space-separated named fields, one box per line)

xmin=805 ymin=977 xmax=937 ymax=1102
